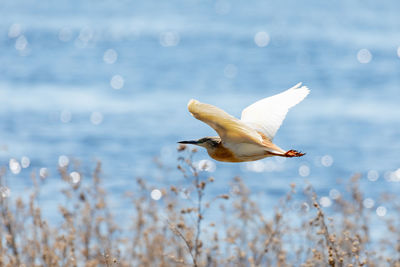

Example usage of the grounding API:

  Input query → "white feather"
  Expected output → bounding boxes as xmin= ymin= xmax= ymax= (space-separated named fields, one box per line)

xmin=240 ymin=83 xmax=310 ymax=140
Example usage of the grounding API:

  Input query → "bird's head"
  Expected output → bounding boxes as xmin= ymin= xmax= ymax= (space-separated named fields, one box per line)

xmin=178 ymin=137 xmax=220 ymax=150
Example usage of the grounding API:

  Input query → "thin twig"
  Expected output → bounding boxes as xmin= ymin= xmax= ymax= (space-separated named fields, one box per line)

xmin=167 ymin=219 xmax=197 ymax=266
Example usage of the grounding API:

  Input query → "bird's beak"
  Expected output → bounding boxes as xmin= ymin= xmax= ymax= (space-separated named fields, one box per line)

xmin=178 ymin=140 xmax=200 ymax=145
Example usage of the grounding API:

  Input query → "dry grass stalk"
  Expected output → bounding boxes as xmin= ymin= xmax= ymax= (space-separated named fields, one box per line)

xmin=0 ymin=150 xmax=398 ymax=266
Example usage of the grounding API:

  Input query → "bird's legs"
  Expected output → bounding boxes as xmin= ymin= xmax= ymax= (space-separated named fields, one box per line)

xmin=284 ymin=150 xmax=305 ymax=157
xmin=265 ymin=150 xmax=305 ymax=158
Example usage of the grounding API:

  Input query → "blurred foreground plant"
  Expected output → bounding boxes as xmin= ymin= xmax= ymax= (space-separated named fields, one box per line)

xmin=0 ymin=149 xmax=399 ymax=266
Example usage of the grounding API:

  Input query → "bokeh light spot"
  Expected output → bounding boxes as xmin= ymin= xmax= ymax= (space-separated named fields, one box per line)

xmin=39 ymin=168 xmax=48 ymax=179
xmin=197 ymin=159 xmax=216 ymax=172
xmin=9 ymin=158 xmax=21 ymax=174
xmin=21 ymin=156 xmax=30 ymax=168
xmin=376 ymin=206 xmax=387 ymax=217
xmin=385 ymin=169 xmax=400 ymax=182
xmin=254 ymin=31 xmax=270 ymax=47
xmin=58 ymin=155 xmax=69 ymax=167
xmin=8 ymin=23 xmax=22 ymax=38
xmin=151 ymin=189 xmax=162 ymax=200
xmin=329 ymin=189 xmax=340 ymax=200
xmin=321 ymin=155 xmax=333 ymax=167
xmin=70 ymin=171 xmax=81 ymax=184
xmin=363 ymin=198 xmax=375 ymax=209
xmin=0 ymin=186 xmax=11 ymax=198
xmin=60 ymin=110 xmax=72 ymax=123
xmin=397 ymin=46 xmax=400 ymax=58
xmin=298 ymin=165 xmax=310 ymax=177
xmin=110 ymin=75 xmax=124 ymax=90
xmin=179 ymin=188 xmax=189 ymax=199
xmin=78 ymin=26 xmax=93 ymax=43
xmin=15 ymin=35 xmax=28 ymax=51
xmin=367 ymin=170 xmax=379 ymax=181
xmin=319 ymin=196 xmax=332 ymax=208
xmin=159 ymin=31 xmax=180 ymax=47
xmin=90 ymin=112 xmax=103 ymax=125
xmin=357 ymin=48 xmax=372 ymax=64
xmin=103 ymin=49 xmax=118 ymax=64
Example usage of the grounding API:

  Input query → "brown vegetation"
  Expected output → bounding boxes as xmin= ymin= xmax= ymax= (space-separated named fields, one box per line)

xmin=0 ymin=146 xmax=399 ymax=266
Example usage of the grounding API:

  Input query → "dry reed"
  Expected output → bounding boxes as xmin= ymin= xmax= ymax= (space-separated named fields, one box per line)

xmin=0 ymin=146 xmax=398 ymax=266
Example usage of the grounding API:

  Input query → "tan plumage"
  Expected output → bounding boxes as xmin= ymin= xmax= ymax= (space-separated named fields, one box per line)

xmin=179 ymin=83 xmax=309 ymax=162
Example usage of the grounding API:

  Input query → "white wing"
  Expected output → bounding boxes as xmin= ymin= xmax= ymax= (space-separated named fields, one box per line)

xmin=240 ymin=83 xmax=309 ymax=140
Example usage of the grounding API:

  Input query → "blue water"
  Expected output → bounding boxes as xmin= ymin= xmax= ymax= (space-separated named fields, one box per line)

xmin=1 ymin=0 xmax=400 ymax=225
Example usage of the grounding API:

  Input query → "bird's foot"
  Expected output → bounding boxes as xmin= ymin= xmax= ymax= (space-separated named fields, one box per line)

xmin=284 ymin=150 xmax=305 ymax=157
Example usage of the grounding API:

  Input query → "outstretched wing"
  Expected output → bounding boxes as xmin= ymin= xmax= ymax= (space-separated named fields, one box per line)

xmin=240 ymin=83 xmax=309 ymax=140
xmin=188 ymin=99 xmax=262 ymax=144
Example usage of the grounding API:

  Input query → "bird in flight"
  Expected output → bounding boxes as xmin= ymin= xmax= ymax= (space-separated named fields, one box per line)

xmin=179 ymin=83 xmax=309 ymax=162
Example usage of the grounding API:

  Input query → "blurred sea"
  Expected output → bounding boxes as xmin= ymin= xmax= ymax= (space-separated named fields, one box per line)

xmin=1 ymin=0 xmax=400 ymax=225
